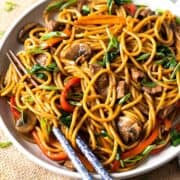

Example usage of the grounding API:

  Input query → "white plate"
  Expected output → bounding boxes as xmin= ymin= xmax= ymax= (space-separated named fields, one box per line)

xmin=0 ymin=0 xmax=180 ymax=179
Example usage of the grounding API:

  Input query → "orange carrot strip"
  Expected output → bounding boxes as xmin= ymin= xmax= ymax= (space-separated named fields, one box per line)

xmin=75 ymin=15 xmax=126 ymax=25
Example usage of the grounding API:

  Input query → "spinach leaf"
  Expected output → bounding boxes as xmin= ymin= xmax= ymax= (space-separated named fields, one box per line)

xmin=118 ymin=93 xmax=131 ymax=105
xmin=170 ymin=129 xmax=180 ymax=146
xmin=141 ymin=79 xmax=156 ymax=88
xmin=156 ymin=45 xmax=177 ymax=69
xmin=59 ymin=111 xmax=72 ymax=127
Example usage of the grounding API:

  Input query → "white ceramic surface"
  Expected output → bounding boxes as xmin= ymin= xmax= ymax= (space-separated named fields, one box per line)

xmin=0 ymin=0 xmax=180 ymax=179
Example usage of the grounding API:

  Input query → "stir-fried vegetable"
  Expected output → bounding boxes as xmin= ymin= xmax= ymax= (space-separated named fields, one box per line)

xmin=0 ymin=142 xmax=12 ymax=148
xmin=141 ymin=78 xmax=157 ymax=88
xmin=29 ymin=63 xmax=59 ymax=74
xmin=10 ymin=96 xmax=20 ymax=120
xmin=155 ymin=45 xmax=177 ymax=69
xmin=45 ymin=0 xmax=77 ymax=12
xmin=107 ymin=0 xmax=113 ymax=14
xmin=136 ymin=53 xmax=151 ymax=61
xmin=170 ymin=129 xmax=180 ymax=146
xmin=40 ymin=85 xmax=60 ymax=91
xmin=170 ymin=62 xmax=180 ymax=79
xmin=101 ymin=28 xmax=119 ymax=67
xmin=114 ymin=0 xmax=132 ymax=5
xmin=59 ymin=111 xmax=72 ymax=127
xmin=121 ymin=126 xmax=159 ymax=159
xmin=82 ymin=5 xmax=90 ymax=15
xmin=32 ymin=131 xmax=68 ymax=160
xmin=27 ymin=47 xmax=45 ymax=55
xmin=75 ymin=15 xmax=126 ymax=25
xmin=123 ymin=3 xmax=137 ymax=16
xmin=40 ymin=31 xmax=67 ymax=41
xmin=60 ymin=77 xmax=81 ymax=112
xmin=118 ymin=93 xmax=131 ymax=105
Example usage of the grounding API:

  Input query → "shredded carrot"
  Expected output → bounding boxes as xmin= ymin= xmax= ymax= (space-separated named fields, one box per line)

xmin=75 ymin=15 xmax=126 ymax=25
xmin=43 ymin=37 xmax=64 ymax=48
xmin=121 ymin=126 xmax=159 ymax=159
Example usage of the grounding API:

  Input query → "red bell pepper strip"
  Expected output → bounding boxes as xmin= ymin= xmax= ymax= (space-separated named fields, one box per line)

xmin=111 ymin=160 xmax=120 ymax=172
xmin=123 ymin=3 xmax=137 ymax=16
xmin=10 ymin=96 xmax=20 ymax=120
xmin=32 ymin=131 xmax=68 ymax=161
xmin=60 ymin=77 xmax=81 ymax=112
xmin=121 ymin=126 xmax=159 ymax=159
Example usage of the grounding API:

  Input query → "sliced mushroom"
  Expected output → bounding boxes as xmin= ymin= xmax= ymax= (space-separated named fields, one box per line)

xmin=117 ymin=116 xmax=142 ymax=144
xmin=15 ymin=109 xmax=37 ymax=133
xmin=62 ymin=43 xmax=92 ymax=63
xmin=46 ymin=20 xmax=65 ymax=32
xmin=35 ymin=53 xmax=47 ymax=66
xmin=18 ymin=22 xmax=40 ymax=43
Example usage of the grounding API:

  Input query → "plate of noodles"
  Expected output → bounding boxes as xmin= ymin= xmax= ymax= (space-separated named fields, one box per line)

xmin=0 ymin=0 xmax=180 ymax=179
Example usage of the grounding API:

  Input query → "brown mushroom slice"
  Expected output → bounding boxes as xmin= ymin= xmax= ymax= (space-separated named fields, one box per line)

xmin=35 ymin=53 xmax=47 ymax=66
xmin=18 ymin=22 xmax=40 ymax=43
xmin=62 ymin=43 xmax=92 ymax=64
xmin=117 ymin=116 xmax=142 ymax=144
xmin=15 ymin=109 xmax=37 ymax=133
xmin=46 ymin=20 xmax=65 ymax=32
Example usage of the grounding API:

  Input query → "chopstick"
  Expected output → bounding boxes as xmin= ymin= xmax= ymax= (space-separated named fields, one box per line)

xmin=6 ymin=49 xmax=112 ymax=180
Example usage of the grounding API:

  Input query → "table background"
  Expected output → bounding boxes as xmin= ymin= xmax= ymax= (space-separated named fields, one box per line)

xmin=0 ymin=0 xmax=180 ymax=179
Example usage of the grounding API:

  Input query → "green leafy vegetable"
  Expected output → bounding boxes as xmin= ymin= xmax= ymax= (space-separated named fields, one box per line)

xmin=107 ymin=0 xmax=113 ymax=14
xmin=141 ymin=79 xmax=156 ymax=88
xmin=82 ymin=5 xmax=90 ymax=15
xmin=118 ymin=93 xmax=131 ymax=105
xmin=68 ymin=92 xmax=83 ymax=99
xmin=45 ymin=1 xmax=65 ymax=12
xmin=155 ymin=45 xmax=177 ymax=69
xmin=40 ymin=31 xmax=67 ymax=41
xmin=35 ymin=73 xmax=47 ymax=80
xmin=101 ymin=130 xmax=109 ymax=137
xmin=40 ymin=85 xmax=60 ymax=91
xmin=0 ymin=31 xmax=5 ymax=38
xmin=101 ymin=28 xmax=119 ymax=67
xmin=142 ymin=145 xmax=155 ymax=155
xmin=0 ymin=141 xmax=12 ymax=148
xmin=170 ymin=62 xmax=180 ymax=79
xmin=136 ymin=53 xmax=150 ymax=61
xmin=59 ymin=111 xmax=72 ymax=127
xmin=4 ymin=1 xmax=17 ymax=12
xmin=114 ymin=0 xmax=132 ymax=5
xmin=170 ymin=129 xmax=180 ymax=146
xmin=29 ymin=63 xmax=59 ymax=74
xmin=69 ymin=100 xmax=81 ymax=106
xmin=59 ymin=0 xmax=77 ymax=11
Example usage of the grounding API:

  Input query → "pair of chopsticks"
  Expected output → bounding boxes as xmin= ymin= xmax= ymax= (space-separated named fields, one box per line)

xmin=6 ymin=49 xmax=112 ymax=180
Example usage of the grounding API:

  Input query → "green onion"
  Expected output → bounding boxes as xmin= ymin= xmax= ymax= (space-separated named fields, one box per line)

xmin=115 ymin=152 xmax=120 ymax=160
xmin=170 ymin=129 xmax=180 ymax=146
xmin=142 ymin=145 xmax=155 ymax=155
xmin=59 ymin=112 xmax=72 ymax=127
xmin=35 ymin=73 xmax=47 ymax=80
xmin=170 ymin=62 xmax=180 ymax=79
xmin=136 ymin=53 xmax=150 ymax=61
xmin=141 ymin=79 xmax=157 ymax=88
xmin=0 ymin=31 xmax=5 ymax=38
xmin=124 ymin=155 xmax=143 ymax=163
xmin=27 ymin=47 xmax=45 ymax=55
xmin=82 ymin=5 xmax=90 ymax=15
xmin=107 ymin=0 xmax=113 ymax=14
xmin=120 ymin=160 xmax=125 ymax=168
xmin=46 ymin=62 xmax=59 ymax=72
xmin=69 ymin=100 xmax=81 ymax=106
xmin=40 ymin=31 xmax=67 ymax=41
xmin=40 ymin=85 xmax=60 ymax=90
xmin=0 ymin=141 xmax=12 ymax=148
xmin=118 ymin=93 xmax=131 ymax=105
xmin=4 ymin=1 xmax=17 ymax=12
xmin=59 ymin=0 xmax=77 ymax=11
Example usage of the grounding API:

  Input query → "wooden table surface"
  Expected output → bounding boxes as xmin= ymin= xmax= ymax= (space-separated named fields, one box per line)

xmin=0 ymin=0 xmax=180 ymax=179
